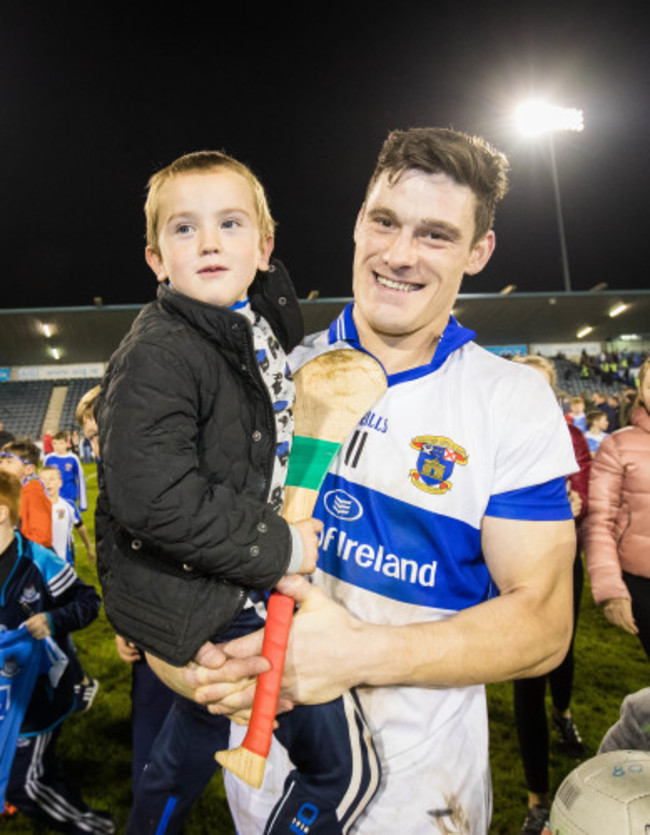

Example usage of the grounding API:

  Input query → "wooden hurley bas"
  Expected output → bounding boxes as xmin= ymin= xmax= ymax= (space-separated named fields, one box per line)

xmin=215 ymin=348 xmax=387 ymax=788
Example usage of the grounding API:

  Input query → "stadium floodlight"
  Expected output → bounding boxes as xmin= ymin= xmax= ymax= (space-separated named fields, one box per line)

xmin=608 ymin=302 xmax=628 ymax=318
xmin=576 ymin=325 xmax=593 ymax=339
xmin=515 ymin=100 xmax=584 ymax=136
xmin=516 ymin=99 xmax=584 ymax=293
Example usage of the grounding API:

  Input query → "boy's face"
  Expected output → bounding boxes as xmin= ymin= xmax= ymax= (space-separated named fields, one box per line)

xmin=52 ymin=438 xmax=67 ymax=454
xmin=145 ymin=169 xmax=274 ymax=308
xmin=83 ymin=418 xmax=100 ymax=459
xmin=0 ymin=454 xmax=28 ymax=481
xmin=41 ymin=469 xmax=62 ymax=500
xmin=597 ymin=414 xmax=609 ymax=432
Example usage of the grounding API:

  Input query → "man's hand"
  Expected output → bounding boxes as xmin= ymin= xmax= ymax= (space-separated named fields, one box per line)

xmin=24 ymin=613 xmax=51 ymax=640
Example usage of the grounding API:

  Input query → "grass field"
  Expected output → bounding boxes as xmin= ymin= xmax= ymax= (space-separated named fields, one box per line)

xmin=4 ymin=463 xmax=648 ymax=833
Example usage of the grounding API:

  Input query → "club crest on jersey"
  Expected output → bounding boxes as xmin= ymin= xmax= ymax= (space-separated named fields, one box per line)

xmin=409 ymin=435 xmax=468 ymax=494
xmin=19 ymin=585 xmax=40 ymax=607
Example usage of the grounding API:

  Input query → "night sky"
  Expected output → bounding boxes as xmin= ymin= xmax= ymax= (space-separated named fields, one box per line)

xmin=2 ymin=2 xmax=648 ymax=310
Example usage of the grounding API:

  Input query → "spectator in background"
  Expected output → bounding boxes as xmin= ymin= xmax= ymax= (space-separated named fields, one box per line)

xmin=511 ymin=355 xmax=591 ymax=835
xmin=584 ymin=410 xmax=609 ymax=457
xmin=598 ymin=687 xmax=650 ymax=754
xmin=44 ymin=430 xmax=87 ymax=512
xmin=584 ymin=357 xmax=650 ymax=661
xmin=40 ymin=465 xmax=95 ymax=566
xmin=566 ymin=397 xmax=588 ymax=432
xmin=0 ymin=437 xmax=52 ymax=548
xmin=0 ymin=471 xmax=113 ymax=834
xmin=607 ymin=394 xmax=622 ymax=431
xmin=42 ymin=428 xmax=54 ymax=454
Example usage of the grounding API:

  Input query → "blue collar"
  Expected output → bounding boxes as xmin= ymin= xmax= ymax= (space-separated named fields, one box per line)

xmin=327 ymin=302 xmax=476 ymax=386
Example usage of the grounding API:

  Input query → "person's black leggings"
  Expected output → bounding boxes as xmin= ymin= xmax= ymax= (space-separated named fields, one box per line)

xmin=513 ymin=554 xmax=584 ymax=794
xmin=623 ymin=570 xmax=650 ymax=660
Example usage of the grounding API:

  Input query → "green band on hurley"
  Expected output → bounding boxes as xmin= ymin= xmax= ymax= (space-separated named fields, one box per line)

xmin=286 ymin=436 xmax=341 ymax=490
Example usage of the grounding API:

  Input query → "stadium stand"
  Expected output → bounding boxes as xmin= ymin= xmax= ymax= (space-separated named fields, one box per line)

xmin=0 ymin=380 xmax=54 ymax=439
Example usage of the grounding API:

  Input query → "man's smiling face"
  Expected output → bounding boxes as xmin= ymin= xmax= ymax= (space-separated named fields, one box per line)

xmin=351 ymin=169 xmax=494 ymax=348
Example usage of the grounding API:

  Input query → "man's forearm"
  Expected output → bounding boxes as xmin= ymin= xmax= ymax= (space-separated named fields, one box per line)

xmin=340 ymin=588 xmax=572 ymax=691
xmin=282 ymin=586 xmax=572 ymax=709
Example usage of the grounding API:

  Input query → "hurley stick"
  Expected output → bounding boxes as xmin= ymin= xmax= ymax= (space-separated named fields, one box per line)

xmin=215 ymin=348 xmax=387 ymax=787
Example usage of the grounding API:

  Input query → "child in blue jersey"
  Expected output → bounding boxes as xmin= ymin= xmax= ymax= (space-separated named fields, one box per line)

xmin=0 ymin=471 xmax=114 ymax=834
xmin=95 ymin=151 xmax=379 ymax=834
xmin=44 ymin=430 xmax=88 ymax=512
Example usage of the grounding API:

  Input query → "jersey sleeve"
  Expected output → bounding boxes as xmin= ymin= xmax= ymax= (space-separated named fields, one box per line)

xmin=486 ymin=361 xmax=577 ymax=519
xmin=485 ymin=477 xmax=572 ymax=520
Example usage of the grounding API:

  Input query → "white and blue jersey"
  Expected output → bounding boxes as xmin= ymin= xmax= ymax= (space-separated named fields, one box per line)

xmin=44 ymin=452 xmax=87 ymax=512
xmin=227 ymin=304 xmax=577 ymax=834
xmin=51 ymin=496 xmax=81 ymax=565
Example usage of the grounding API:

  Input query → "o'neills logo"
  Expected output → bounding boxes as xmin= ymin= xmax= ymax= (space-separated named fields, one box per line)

xmin=409 ymin=435 xmax=468 ymax=494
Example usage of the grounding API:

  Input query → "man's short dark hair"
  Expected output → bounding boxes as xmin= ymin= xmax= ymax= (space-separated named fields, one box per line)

xmin=366 ymin=127 xmax=510 ymax=244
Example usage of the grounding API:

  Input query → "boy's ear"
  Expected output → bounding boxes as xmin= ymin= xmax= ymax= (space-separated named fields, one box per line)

xmin=0 ymin=504 xmax=8 ymax=525
xmin=145 ymin=247 xmax=167 ymax=283
xmin=257 ymin=236 xmax=275 ymax=272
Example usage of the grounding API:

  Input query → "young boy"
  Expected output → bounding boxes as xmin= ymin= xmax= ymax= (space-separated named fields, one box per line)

xmin=0 ymin=471 xmax=113 ymax=833
xmin=584 ymin=409 xmax=610 ymax=456
xmin=0 ymin=437 xmax=52 ymax=548
xmin=40 ymin=465 xmax=95 ymax=566
xmin=567 ymin=397 xmax=588 ymax=432
xmin=44 ymin=430 xmax=88 ymax=512
xmin=95 ymin=151 xmax=378 ymax=834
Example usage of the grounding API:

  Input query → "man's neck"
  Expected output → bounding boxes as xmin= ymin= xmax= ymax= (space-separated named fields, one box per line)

xmin=353 ymin=319 xmax=442 ymax=375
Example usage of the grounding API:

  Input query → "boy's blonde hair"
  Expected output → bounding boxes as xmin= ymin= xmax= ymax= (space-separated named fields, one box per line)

xmin=144 ymin=151 xmax=276 ymax=256
xmin=75 ymin=385 xmax=101 ymax=428
xmin=512 ymin=355 xmax=557 ymax=390
xmin=0 ymin=471 xmax=22 ymax=526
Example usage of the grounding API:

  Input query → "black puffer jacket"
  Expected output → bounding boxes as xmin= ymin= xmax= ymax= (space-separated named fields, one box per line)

xmin=95 ymin=260 xmax=304 ymax=664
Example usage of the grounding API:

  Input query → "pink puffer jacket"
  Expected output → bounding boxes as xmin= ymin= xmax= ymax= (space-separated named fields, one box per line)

xmin=584 ymin=406 xmax=650 ymax=603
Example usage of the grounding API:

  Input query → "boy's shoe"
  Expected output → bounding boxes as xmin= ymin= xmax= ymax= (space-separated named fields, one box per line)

xmin=71 ymin=808 xmax=116 ymax=834
xmin=553 ymin=712 xmax=585 ymax=757
xmin=1 ymin=801 xmax=18 ymax=817
xmin=519 ymin=804 xmax=550 ymax=835
xmin=74 ymin=677 xmax=99 ymax=713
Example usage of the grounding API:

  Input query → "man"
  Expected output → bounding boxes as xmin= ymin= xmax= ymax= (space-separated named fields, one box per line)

xmin=148 ymin=127 xmax=578 ymax=834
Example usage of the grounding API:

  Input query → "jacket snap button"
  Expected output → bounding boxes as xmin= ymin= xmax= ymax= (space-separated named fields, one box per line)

xmin=257 ymin=522 xmax=268 ymax=533
xmin=131 ymin=539 xmax=142 ymax=550
xmin=278 ymin=295 xmax=287 ymax=306
xmin=249 ymin=545 xmax=260 ymax=557
xmin=252 ymin=430 xmax=262 ymax=442
xmin=182 ymin=563 xmax=193 ymax=572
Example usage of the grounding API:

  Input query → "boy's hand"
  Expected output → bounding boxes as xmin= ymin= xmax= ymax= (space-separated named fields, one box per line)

xmin=87 ymin=546 xmax=97 ymax=565
xmin=25 ymin=614 xmax=51 ymax=640
xmin=292 ymin=518 xmax=324 ymax=574
xmin=115 ymin=634 xmax=143 ymax=663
